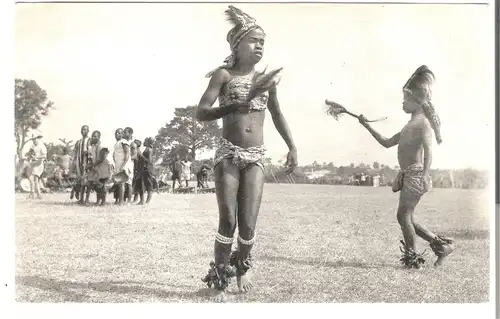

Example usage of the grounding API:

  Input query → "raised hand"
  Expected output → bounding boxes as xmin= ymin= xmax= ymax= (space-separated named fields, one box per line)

xmin=358 ymin=114 xmax=369 ymax=125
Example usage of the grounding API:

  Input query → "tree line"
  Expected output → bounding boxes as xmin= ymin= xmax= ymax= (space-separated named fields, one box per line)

xmin=14 ymin=78 xmax=488 ymax=190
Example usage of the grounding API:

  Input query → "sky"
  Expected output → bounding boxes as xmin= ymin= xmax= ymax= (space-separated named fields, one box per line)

xmin=14 ymin=2 xmax=495 ymax=170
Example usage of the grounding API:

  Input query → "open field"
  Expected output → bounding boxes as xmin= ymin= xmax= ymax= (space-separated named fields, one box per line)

xmin=15 ymin=184 xmax=490 ymax=303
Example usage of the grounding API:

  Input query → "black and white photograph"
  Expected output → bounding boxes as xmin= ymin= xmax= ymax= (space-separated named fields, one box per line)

xmin=4 ymin=0 xmax=497 ymax=317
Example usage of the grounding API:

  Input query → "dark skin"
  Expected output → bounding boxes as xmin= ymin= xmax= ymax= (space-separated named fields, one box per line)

xmin=76 ymin=125 xmax=90 ymax=205
xmin=87 ymin=149 xmax=109 ymax=206
xmin=83 ymin=131 xmax=101 ymax=205
xmin=171 ymin=155 xmax=181 ymax=190
xmin=132 ymin=140 xmax=142 ymax=203
xmin=358 ymin=90 xmax=437 ymax=256
xmin=137 ymin=140 xmax=154 ymax=205
xmin=196 ymin=29 xmax=297 ymax=298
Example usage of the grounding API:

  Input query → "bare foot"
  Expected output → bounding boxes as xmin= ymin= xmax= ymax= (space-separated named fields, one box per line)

xmin=206 ymin=289 xmax=227 ymax=303
xmin=434 ymin=244 xmax=455 ymax=267
xmin=237 ymin=272 xmax=254 ymax=293
xmin=431 ymin=237 xmax=456 ymax=267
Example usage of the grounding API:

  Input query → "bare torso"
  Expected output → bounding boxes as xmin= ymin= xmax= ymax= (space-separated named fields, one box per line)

xmin=219 ymin=71 xmax=268 ymax=148
xmin=222 ymin=111 xmax=265 ymax=148
xmin=397 ymin=114 xmax=429 ymax=170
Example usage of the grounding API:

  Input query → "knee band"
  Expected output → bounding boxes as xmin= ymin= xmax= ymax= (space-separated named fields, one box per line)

xmin=215 ymin=232 xmax=233 ymax=245
xmin=237 ymin=234 xmax=256 ymax=245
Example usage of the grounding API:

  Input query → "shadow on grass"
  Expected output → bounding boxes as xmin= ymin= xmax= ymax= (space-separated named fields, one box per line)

xmin=36 ymin=201 xmax=122 ymax=209
xmin=441 ymin=229 xmax=489 ymax=240
xmin=260 ymin=255 xmax=399 ymax=269
xmin=16 ymin=275 xmax=205 ymax=302
xmin=37 ymin=200 xmax=82 ymax=207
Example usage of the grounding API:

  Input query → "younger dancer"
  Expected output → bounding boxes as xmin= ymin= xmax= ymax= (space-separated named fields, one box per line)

xmin=357 ymin=65 xmax=455 ymax=268
xmin=196 ymin=6 xmax=297 ymax=301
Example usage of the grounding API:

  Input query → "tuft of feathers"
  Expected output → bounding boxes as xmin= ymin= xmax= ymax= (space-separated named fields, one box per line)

xmin=225 ymin=5 xmax=256 ymax=27
xmin=324 ymin=99 xmax=387 ymax=123
xmin=324 ymin=100 xmax=347 ymax=121
xmin=246 ymin=67 xmax=283 ymax=102
xmin=399 ymin=240 xmax=427 ymax=269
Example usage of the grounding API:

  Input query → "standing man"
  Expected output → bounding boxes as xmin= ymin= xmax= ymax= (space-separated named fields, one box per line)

xmin=72 ymin=125 xmax=91 ymax=203
xmin=171 ymin=154 xmax=182 ymax=190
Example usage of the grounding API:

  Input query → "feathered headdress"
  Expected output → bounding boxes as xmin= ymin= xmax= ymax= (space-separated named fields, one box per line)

xmin=404 ymin=65 xmax=442 ymax=144
xmin=403 ymin=65 xmax=435 ymax=103
xmin=206 ymin=5 xmax=265 ymax=78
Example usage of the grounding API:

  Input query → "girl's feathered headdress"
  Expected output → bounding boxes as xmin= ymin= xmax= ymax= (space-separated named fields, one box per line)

xmin=404 ymin=65 xmax=442 ymax=144
xmin=206 ymin=5 xmax=265 ymax=78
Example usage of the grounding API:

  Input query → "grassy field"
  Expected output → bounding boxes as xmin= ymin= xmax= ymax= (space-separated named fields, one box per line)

xmin=15 ymin=183 xmax=490 ymax=303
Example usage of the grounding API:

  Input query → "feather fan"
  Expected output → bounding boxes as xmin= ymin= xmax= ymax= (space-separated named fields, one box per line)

xmin=324 ymin=99 xmax=387 ymax=123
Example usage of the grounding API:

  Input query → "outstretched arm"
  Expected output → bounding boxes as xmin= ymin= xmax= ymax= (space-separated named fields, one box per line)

xmin=267 ymin=86 xmax=297 ymax=171
xmin=359 ymin=117 xmax=400 ymax=148
xmin=196 ymin=69 xmax=243 ymax=122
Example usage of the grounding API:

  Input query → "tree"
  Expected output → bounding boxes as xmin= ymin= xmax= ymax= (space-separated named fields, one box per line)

xmin=15 ymin=79 xmax=54 ymax=158
xmin=312 ymin=161 xmax=320 ymax=170
xmin=154 ymin=106 xmax=221 ymax=162
xmin=45 ymin=142 xmax=66 ymax=161
xmin=156 ymin=144 xmax=190 ymax=167
xmin=58 ymin=138 xmax=74 ymax=149
xmin=326 ymin=162 xmax=335 ymax=171
xmin=373 ymin=161 xmax=380 ymax=170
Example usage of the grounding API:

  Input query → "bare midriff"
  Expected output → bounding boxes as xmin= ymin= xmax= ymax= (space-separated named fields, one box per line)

xmin=222 ymin=110 xmax=265 ymax=148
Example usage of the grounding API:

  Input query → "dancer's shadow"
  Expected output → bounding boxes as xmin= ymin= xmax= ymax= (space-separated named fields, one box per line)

xmin=260 ymin=255 xmax=399 ymax=270
xmin=16 ymin=275 xmax=201 ymax=302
